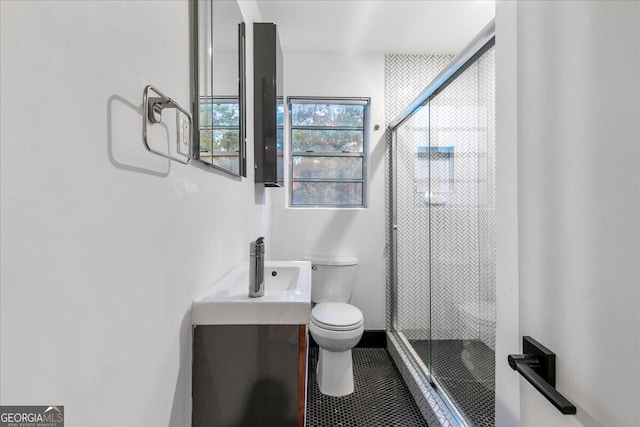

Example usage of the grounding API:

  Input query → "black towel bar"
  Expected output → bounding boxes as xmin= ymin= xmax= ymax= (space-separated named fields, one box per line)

xmin=508 ymin=336 xmax=577 ymax=415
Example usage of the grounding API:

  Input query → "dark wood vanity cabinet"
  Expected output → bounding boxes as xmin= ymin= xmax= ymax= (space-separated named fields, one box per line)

xmin=192 ymin=324 xmax=307 ymax=427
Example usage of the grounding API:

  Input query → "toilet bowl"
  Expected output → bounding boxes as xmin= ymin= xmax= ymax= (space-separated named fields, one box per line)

xmin=306 ymin=257 xmax=363 ymax=397
xmin=310 ymin=302 xmax=364 ymax=396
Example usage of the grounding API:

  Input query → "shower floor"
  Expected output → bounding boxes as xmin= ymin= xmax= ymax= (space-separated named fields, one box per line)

xmin=409 ymin=339 xmax=495 ymax=427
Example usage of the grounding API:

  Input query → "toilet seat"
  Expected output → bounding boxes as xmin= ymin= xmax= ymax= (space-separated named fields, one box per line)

xmin=311 ymin=303 xmax=363 ymax=331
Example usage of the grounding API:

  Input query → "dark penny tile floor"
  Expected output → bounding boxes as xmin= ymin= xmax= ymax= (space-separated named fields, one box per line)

xmin=410 ymin=339 xmax=495 ymax=427
xmin=306 ymin=347 xmax=428 ymax=427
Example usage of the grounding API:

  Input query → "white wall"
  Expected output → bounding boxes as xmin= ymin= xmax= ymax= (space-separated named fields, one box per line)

xmin=269 ymin=52 xmax=387 ymax=329
xmin=497 ymin=1 xmax=640 ymax=426
xmin=0 ymin=1 xmax=267 ymax=426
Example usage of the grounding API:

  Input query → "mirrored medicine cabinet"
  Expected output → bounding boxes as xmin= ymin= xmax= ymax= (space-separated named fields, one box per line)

xmin=191 ymin=0 xmax=246 ymax=177
xmin=253 ymin=22 xmax=284 ymax=187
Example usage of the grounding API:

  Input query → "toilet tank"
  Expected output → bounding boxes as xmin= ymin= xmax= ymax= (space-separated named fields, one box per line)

xmin=305 ymin=256 xmax=359 ymax=303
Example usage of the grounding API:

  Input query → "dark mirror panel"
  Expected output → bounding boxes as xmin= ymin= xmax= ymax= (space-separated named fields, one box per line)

xmin=254 ymin=23 xmax=283 ymax=187
xmin=192 ymin=0 xmax=246 ymax=177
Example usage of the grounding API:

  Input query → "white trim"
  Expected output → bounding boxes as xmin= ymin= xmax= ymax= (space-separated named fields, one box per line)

xmin=495 ymin=1 xmax=521 ymax=426
xmin=288 ymin=97 xmax=370 ymax=105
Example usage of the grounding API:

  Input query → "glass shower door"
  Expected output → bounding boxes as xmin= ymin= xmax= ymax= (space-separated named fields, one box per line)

xmin=425 ymin=51 xmax=496 ymax=427
xmin=392 ymin=46 xmax=496 ymax=427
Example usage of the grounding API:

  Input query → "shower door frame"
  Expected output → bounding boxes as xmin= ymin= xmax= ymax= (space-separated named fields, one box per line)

xmin=388 ymin=19 xmax=496 ymax=427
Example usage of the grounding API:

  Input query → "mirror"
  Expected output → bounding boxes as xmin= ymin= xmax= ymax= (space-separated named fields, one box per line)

xmin=192 ymin=0 xmax=246 ymax=177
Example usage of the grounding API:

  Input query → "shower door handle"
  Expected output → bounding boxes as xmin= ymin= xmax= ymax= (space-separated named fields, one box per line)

xmin=508 ymin=336 xmax=577 ymax=415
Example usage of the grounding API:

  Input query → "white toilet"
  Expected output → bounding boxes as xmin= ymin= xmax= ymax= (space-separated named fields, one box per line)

xmin=307 ymin=256 xmax=364 ymax=397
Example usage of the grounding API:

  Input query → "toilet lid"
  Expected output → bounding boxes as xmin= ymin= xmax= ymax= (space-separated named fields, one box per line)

xmin=311 ymin=303 xmax=363 ymax=330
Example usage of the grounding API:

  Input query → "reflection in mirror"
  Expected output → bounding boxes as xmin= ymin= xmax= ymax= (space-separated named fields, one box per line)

xmin=193 ymin=0 xmax=246 ymax=176
xmin=276 ymin=99 xmax=285 ymax=185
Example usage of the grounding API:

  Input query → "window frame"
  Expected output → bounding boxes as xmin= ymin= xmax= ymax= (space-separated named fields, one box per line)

xmin=287 ymin=96 xmax=370 ymax=209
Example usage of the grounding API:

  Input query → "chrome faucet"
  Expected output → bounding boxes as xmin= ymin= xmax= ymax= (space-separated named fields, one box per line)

xmin=249 ymin=237 xmax=265 ymax=297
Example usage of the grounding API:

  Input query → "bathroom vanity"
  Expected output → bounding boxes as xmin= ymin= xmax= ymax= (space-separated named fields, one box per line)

xmin=192 ymin=324 xmax=307 ymax=427
xmin=191 ymin=261 xmax=311 ymax=427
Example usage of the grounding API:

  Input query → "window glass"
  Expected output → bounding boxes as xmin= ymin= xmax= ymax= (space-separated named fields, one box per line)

xmin=291 ymin=104 xmax=364 ymax=127
xmin=292 ymin=156 xmax=363 ymax=180
xmin=292 ymin=182 xmax=363 ymax=206
xmin=291 ymin=129 xmax=363 ymax=152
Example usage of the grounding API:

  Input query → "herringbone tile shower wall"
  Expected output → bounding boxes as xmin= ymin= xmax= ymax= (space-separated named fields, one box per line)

xmin=478 ymin=49 xmax=496 ymax=350
xmin=385 ymin=54 xmax=452 ymax=333
xmin=385 ymin=50 xmax=496 ymax=349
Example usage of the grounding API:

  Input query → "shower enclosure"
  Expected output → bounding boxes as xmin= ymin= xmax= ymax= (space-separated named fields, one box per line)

xmin=388 ymin=21 xmax=495 ymax=427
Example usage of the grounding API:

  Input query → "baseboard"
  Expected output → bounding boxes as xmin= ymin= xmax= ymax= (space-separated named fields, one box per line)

xmin=308 ymin=330 xmax=387 ymax=349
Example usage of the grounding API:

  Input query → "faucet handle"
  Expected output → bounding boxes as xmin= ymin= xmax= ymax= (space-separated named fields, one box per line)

xmin=250 ymin=237 xmax=265 ymax=255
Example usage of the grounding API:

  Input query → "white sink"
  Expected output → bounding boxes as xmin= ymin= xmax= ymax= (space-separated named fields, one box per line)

xmin=192 ymin=261 xmax=311 ymax=325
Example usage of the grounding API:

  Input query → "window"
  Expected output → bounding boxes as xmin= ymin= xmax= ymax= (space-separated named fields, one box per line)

xmin=288 ymin=97 xmax=369 ymax=207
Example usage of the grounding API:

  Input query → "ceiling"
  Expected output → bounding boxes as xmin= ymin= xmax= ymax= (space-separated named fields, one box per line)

xmin=255 ymin=0 xmax=495 ymax=55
